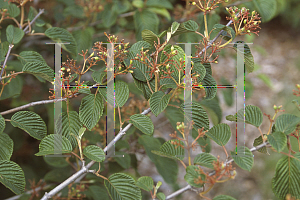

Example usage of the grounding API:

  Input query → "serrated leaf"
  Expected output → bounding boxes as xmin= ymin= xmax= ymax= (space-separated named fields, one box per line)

xmin=253 ymin=135 xmax=269 ymax=154
xmin=18 ymin=51 xmax=47 ymax=65
xmin=275 ymin=114 xmax=300 ymax=135
xmin=6 ymin=25 xmax=24 ymax=44
xmin=159 ymin=78 xmax=177 ymax=89
xmin=129 ymin=54 xmax=153 ymax=82
xmin=253 ymin=0 xmax=277 ymax=22
xmin=267 ymin=131 xmax=287 ymax=153
xmin=115 ymin=80 xmax=129 ymax=107
xmin=0 ymin=114 xmax=5 ymax=133
xmin=0 ymin=75 xmax=22 ymax=100
xmin=129 ymin=114 xmax=154 ymax=135
xmin=0 ymin=133 xmax=13 ymax=160
xmin=45 ymin=27 xmax=77 ymax=57
xmin=226 ymin=105 xmax=263 ymax=127
xmin=0 ymin=160 xmax=25 ymax=195
xmin=272 ymin=153 xmax=300 ymax=199
xmin=202 ymin=73 xmax=217 ymax=100
xmin=206 ymin=123 xmax=231 ymax=146
xmin=192 ymin=58 xmax=206 ymax=83
xmin=8 ymin=3 xmax=20 ymax=17
xmin=79 ymin=94 xmax=104 ymax=131
xmin=233 ymin=41 xmax=254 ymax=73
xmin=133 ymin=77 xmax=155 ymax=100
xmin=35 ymin=134 xmax=73 ymax=156
xmin=184 ymin=165 xmax=206 ymax=188
xmin=193 ymin=153 xmax=217 ymax=169
xmin=91 ymin=67 xmax=106 ymax=83
xmin=104 ymin=173 xmax=142 ymax=200
xmin=149 ymin=91 xmax=170 ymax=117
xmin=129 ymin=41 xmax=151 ymax=52
xmin=213 ymin=195 xmax=237 ymax=200
xmin=22 ymin=62 xmax=54 ymax=82
xmin=136 ymin=176 xmax=153 ymax=192
xmin=11 ymin=111 xmax=47 ymax=140
xmin=141 ymin=29 xmax=158 ymax=46
xmin=171 ymin=20 xmax=199 ymax=37
xmin=134 ymin=9 xmax=159 ymax=41
xmin=152 ymin=139 xmax=185 ymax=161
xmin=231 ymin=146 xmax=254 ymax=172
xmin=211 ymin=24 xmax=235 ymax=41
xmin=83 ymin=145 xmax=105 ymax=162
xmin=180 ymin=102 xmax=210 ymax=132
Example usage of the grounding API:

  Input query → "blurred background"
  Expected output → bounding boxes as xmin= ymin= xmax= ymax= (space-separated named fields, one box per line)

xmin=1 ymin=0 xmax=300 ymax=199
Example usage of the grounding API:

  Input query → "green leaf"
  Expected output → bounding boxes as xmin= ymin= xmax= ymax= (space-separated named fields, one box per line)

xmin=192 ymin=58 xmax=206 ymax=83
xmin=0 ymin=114 xmax=5 ymax=133
xmin=114 ymin=152 xmax=131 ymax=169
xmin=11 ymin=111 xmax=47 ymax=140
xmin=79 ymin=94 xmax=104 ymax=131
xmin=180 ymin=102 xmax=210 ymax=132
xmin=129 ymin=55 xmax=154 ymax=82
xmin=272 ymin=153 xmax=300 ymax=199
xmin=253 ymin=135 xmax=269 ymax=154
xmin=73 ymin=27 xmax=94 ymax=60
xmin=101 ymin=3 xmax=118 ymax=28
xmin=133 ymin=77 xmax=155 ymax=100
xmin=267 ymin=131 xmax=287 ymax=153
xmin=44 ymin=167 xmax=72 ymax=183
xmin=200 ymin=97 xmax=222 ymax=125
xmin=275 ymin=114 xmax=300 ymax=135
xmin=193 ymin=153 xmax=217 ymax=169
xmin=105 ymin=173 xmax=142 ymax=200
xmin=148 ymin=7 xmax=171 ymax=21
xmin=253 ymin=0 xmax=277 ymax=22
xmin=156 ymin=192 xmax=166 ymax=200
xmin=211 ymin=24 xmax=235 ymax=41
xmin=206 ymin=123 xmax=231 ymax=146
xmin=45 ymin=27 xmax=77 ymax=58
xmin=8 ymin=3 xmax=20 ymax=17
xmin=129 ymin=41 xmax=151 ymax=52
xmin=152 ymin=139 xmax=185 ymax=161
xmin=149 ymin=91 xmax=170 ymax=117
xmin=171 ymin=21 xmax=180 ymax=35
xmin=91 ymin=67 xmax=106 ymax=83
xmin=87 ymin=185 xmax=109 ymax=200
xmin=0 ymin=133 xmax=13 ymax=160
xmin=184 ymin=165 xmax=206 ymax=188
xmin=220 ymin=77 xmax=233 ymax=106
xmin=129 ymin=114 xmax=154 ymax=135
xmin=6 ymin=25 xmax=24 ymax=44
xmin=83 ymin=145 xmax=105 ymax=162
xmin=18 ymin=51 xmax=47 ymax=65
xmin=35 ymin=134 xmax=73 ymax=156
xmin=43 ymin=156 xmax=69 ymax=168
xmin=134 ymin=9 xmax=159 ymax=41
xmin=233 ymin=41 xmax=254 ymax=73
xmin=160 ymin=44 xmax=185 ymax=80
xmin=141 ymin=29 xmax=158 ymax=46
xmin=159 ymin=78 xmax=177 ymax=89
xmin=171 ymin=20 xmax=199 ymax=36
xmin=145 ymin=0 xmax=173 ymax=9
xmin=136 ymin=176 xmax=153 ymax=192
xmin=213 ymin=195 xmax=237 ymax=200
xmin=226 ymin=105 xmax=263 ymax=127
xmin=202 ymin=73 xmax=217 ymax=100
xmin=138 ymin=135 xmax=178 ymax=184
xmin=115 ymin=80 xmax=129 ymax=107
xmin=231 ymin=146 xmax=254 ymax=172
xmin=0 ymin=75 xmax=23 ymax=100
xmin=55 ymin=111 xmax=82 ymax=149
xmin=22 ymin=62 xmax=54 ymax=82
xmin=0 ymin=160 xmax=25 ymax=195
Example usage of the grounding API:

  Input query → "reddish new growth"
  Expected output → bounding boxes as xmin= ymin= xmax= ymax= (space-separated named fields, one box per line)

xmin=226 ymin=7 xmax=261 ymax=36
xmin=293 ymin=84 xmax=300 ymax=97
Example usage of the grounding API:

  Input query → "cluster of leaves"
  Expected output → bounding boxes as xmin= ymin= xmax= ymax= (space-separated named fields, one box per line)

xmin=0 ymin=0 xmax=300 ymax=200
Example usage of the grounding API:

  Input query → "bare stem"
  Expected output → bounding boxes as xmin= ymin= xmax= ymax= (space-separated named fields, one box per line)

xmin=0 ymin=44 xmax=14 ymax=82
xmin=23 ymin=9 xmax=45 ymax=34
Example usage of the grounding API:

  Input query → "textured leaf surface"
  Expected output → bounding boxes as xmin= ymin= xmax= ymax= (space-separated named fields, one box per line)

xmin=233 ymin=41 xmax=254 ymax=73
xmin=267 ymin=131 xmax=287 ymax=152
xmin=272 ymin=153 xmax=300 ymax=199
xmin=231 ymin=146 xmax=254 ymax=172
xmin=79 ymin=94 xmax=104 ymax=131
xmin=253 ymin=0 xmax=277 ymax=22
xmin=152 ymin=139 xmax=185 ymax=161
xmin=45 ymin=27 xmax=77 ymax=57
xmin=6 ymin=25 xmax=24 ymax=44
xmin=115 ymin=80 xmax=129 ymax=107
xmin=11 ymin=111 xmax=47 ymax=140
xmin=275 ymin=114 xmax=300 ymax=135
xmin=184 ymin=165 xmax=206 ymax=187
xmin=0 ymin=160 xmax=25 ymax=195
xmin=83 ymin=145 xmax=105 ymax=162
xmin=213 ymin=195 xmax=237 ymax=200
xmin=157 ymin=192 xmax=166 ymax=200
xmin=129 ymin=114 xmax=154 ymax=135
xmin=171 ymin=20 xmax=199 ymax=36
xmin=0 ymin=133 xmax=13 ymax=160
xmin=206 ymin=123 xmax=231 ymax=146
xmin=226 ymin=105 xmax=263 ymax=127
xmin=150 ymin=91 xmax=170 ymax=117
xmin=22 ymin=62 xmax=54 ymax=82
xmin=135 ymin=176 xmax=153 ymax=192
xmin=200 ymin=97 xmax=222 ymax=125
xmin=253 ymin=135 xmax=269 ymax=154
xmin=134 ymin=9 xmax=159 ymax=41
xmin=8 ymin=3 xmax=20 ymax=17
xmin=194 ymin=153 xmax=217 ymax=169
xmin=202 ymin=73 xmax=217 ymax=100
xmin=35 ymin=134 xmax=73 ymax=156
xmin=0 ymin=114 xmax=5 ymax=133
xmin=105 ymin=173 xmax=142 ymax=200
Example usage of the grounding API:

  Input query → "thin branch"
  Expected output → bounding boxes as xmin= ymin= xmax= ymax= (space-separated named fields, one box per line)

xmin=0 ymin=44 xmax=14 ymax=82
xmin=23 ymin=9 xmax=45 ymax=34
